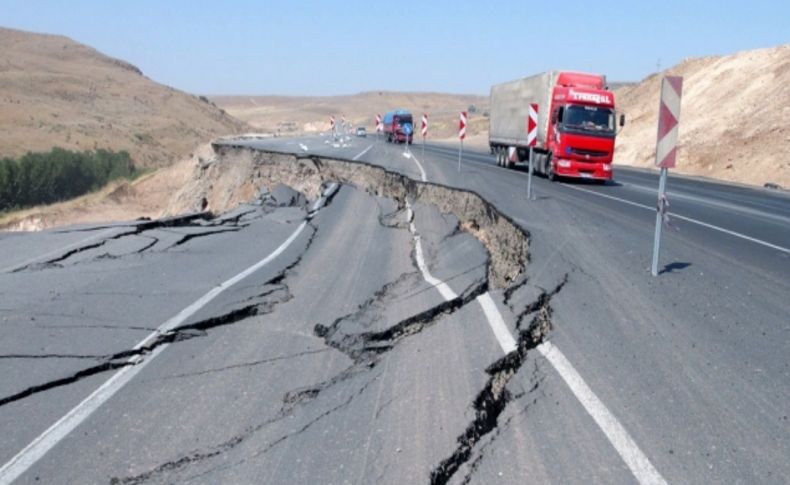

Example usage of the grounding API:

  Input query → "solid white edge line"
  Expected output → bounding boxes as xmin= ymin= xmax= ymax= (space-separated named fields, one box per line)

xmin=352 ymin=144 xmax=373 ymax=161
xmin=406 ymin=202 xmax=457 ymax=301
xmin=538 ymin=341 xmax=668 ymax=485
xmin=0 ymin=187 xmax=335 ymax=485
xmin=562 ymin=183 xmax=790 ymax=254
xmin=409 ymin=152 xmax=428 ymax=182
xmin=475 ymin=293 xmax=517 ymax=354
xmin=404 ymin=163 xmax=666 ymax=484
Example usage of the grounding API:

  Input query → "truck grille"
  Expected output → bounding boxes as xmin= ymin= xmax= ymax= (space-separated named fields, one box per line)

xmin=570 ymin=148 xmax=608 ymax=157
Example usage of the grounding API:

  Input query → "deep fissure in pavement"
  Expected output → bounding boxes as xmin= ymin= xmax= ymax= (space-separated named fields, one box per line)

xmin=201 ymin=145 xmax=531 ymax=288
xmin=429 ymin=287 xmax=561 ymax=485
xmin=0 ymin=218 xmax=319 ymax=409
xmin=8 ymin=147 xmax=553 ymax=483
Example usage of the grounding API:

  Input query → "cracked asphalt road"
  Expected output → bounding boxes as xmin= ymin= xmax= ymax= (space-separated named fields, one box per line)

xmin=1 ymin=134 xmax=788 ymax=484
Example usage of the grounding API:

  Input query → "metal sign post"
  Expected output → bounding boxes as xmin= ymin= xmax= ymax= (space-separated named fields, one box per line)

xmin=527 ymin=148 xmax=535 ymax=200
xmin=458 ymin=111 xmax=467 ymax=172
xmin=527 ymin=103 xmax=538 ymax=200
xmin=421 ymin=113 xmax=428 ymax=162
xmin=650 ymin=76 xmax=683 ymax=276
xmin=402 ymin=122 xmax=413 ymax=157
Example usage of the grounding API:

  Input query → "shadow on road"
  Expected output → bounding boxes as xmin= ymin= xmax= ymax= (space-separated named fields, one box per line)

xmin=659 ymin=262 xmax=692 ymax=274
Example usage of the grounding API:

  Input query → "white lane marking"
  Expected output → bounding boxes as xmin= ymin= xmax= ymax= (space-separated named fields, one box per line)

xmin=562 ymin=184 xmax=790 ymax=254
xmin=299 ymin=143 xmax=309 ymax=152
xmin=406 ymin=204 xmax=457 ymax=301
xmin=0 ymin=189 xmax=336 ymax=485
xmin=352 ymin=145 xmax=373 ymax=161
xmin=538 ymin=341 xmax=668 ymax=485
xmin=620 ymin=181 xmax=790 ymax=225
xmin=424 ymin=146 xmax=788 ymax=254
xmin=405 ymin=165 xmax=667 ymax=484
xmin=408 ymin=153 xmax=428 ymax=182
xmin=475 ymin=293 xmax=517 ymax=353
xmin=2 ymin=228 xmax=117 ymax=273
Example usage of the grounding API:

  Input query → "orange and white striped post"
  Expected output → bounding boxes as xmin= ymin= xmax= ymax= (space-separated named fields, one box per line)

xmin=651 ymin=76 xmax=683 ymax=276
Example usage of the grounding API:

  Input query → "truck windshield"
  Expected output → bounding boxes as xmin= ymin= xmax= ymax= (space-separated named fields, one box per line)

xmin=395 ymin=117 xmax=412 ymax=125
xmin=563 ymin=105 xmax=614 ymax=136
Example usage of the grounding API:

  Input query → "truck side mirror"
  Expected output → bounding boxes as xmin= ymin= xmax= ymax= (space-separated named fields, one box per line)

xmin=619 ymin=114 xmax=626 ymax=127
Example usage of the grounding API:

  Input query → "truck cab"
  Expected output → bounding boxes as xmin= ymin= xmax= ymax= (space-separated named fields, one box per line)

xmin=383 ymin=110 xmax=414 ymax=144
xmin=545 ymin=72 xmax=620 ymax=181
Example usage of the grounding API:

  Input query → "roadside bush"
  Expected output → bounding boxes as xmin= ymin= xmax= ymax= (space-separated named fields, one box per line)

xmin=0 ymin=148 xmax=137 ymax=211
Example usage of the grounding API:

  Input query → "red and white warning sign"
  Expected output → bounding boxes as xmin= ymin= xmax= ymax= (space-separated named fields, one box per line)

xmin=527 ymin=103 xmax=538 ymax=147
xmin=421 ymin=113 xmax=428 ymax=137
xmin=375 ymin=114 xmax=382 ymax=132
xmin=655 ymin=76 xmax=683 ymax=168
xmin=459 ymin=111 xmax=467 ymax=140
xmin=508 ymin=146 xmax=518 ymax=162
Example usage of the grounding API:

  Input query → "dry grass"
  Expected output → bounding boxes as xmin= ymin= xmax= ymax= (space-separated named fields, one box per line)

xmin=0 ymin=27 xmax=250 ymax=168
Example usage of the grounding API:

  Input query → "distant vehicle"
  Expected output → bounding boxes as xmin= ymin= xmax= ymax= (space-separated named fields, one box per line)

xmin=489 ymin=71 xmax=625 ymax=182
xmin=382 ymin=110 xmax=414 ymax=144
xmin=356 ymin=126 xmax=367 ymax=137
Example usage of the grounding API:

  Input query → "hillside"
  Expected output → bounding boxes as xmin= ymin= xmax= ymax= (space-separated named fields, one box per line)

xmin=211 ymin=92 xmax=489 ymax=141
xmin=614 ymin=45 xmax=790 ymax=188
xmin=0 ymin=27 xmax=250 ymax=168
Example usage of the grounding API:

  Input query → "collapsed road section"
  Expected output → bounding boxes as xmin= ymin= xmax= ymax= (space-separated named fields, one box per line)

xmin=186 ymin=143 xmax=531 ymax=289
xmin=1 ymin=143 xmax=578 ymax=485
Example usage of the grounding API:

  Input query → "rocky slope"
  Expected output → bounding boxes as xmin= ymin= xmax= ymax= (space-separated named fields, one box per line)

xmin=0 ymin=27 xmax=250 ymax=168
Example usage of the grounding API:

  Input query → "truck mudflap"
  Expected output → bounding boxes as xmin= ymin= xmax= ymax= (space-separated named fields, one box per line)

xmin=554 ymin=158 xmax=613 ymax=180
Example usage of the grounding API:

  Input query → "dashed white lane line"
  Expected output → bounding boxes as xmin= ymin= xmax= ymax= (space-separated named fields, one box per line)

xmin=407 ymin=153 xmax=667 ymax=485
xmin=0 ymin=187 xmax=337 ymax=485
xmin=562 ymin=183 xmax=790 ymax=255
xmin=352 ymin=144 xmax=373 ymax=161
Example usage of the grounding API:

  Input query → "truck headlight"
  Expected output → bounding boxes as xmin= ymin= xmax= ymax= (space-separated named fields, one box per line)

xmin=602 ymin=164 xmax=612 ymax=171
xmin=558 ymin=160 xmax=571 ymax=168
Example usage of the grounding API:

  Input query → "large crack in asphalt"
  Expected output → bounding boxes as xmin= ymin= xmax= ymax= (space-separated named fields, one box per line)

xmin=9 ymin=201 xmax=293 ymax=271
xmin=115 ymin=145 xmax=548 ymax=483
xmin=459 ymin=359 xmax=547 ymax=485
xmin=11 ymin=213 xmax=215 ymax=272
xmin=200 ymin=145 xmax=530 ymax=289
xmin=280 ymin=272 xmax=488 ymax=412
xmin=429 ymin=285 xmax=562 ymax=485
xmin=0 ymin=214 xmax=322 ymax=409
xmin=7 ymin=146 xmax=560 ymax=483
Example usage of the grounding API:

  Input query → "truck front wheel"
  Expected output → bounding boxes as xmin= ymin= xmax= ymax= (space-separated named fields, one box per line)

xmin=547 ymin=161 xmax=556 ymax=181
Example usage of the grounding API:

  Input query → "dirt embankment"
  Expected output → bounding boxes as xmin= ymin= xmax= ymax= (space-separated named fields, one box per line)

xmin=0 ymin=145 xmax=210 ymax=231
xmin=173 ymin=145 xmax=527 ymax=288
xmin=614 ymin=44 xmax=790 ymax=188
xmin=0 ymin=27 xmax=250 ymax=168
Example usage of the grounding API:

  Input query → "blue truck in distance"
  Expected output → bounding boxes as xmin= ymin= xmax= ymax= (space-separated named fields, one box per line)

xmin=382 ymin=110 xmax=414 ymax=144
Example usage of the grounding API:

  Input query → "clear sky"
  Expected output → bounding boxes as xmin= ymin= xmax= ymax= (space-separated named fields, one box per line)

xmin=1 ymin=0 xmax=788 ymax=95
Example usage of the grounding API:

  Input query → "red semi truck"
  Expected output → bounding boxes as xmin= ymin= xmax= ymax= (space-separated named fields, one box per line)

xmin=488 ymin=71 xmax=624 ymax=181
